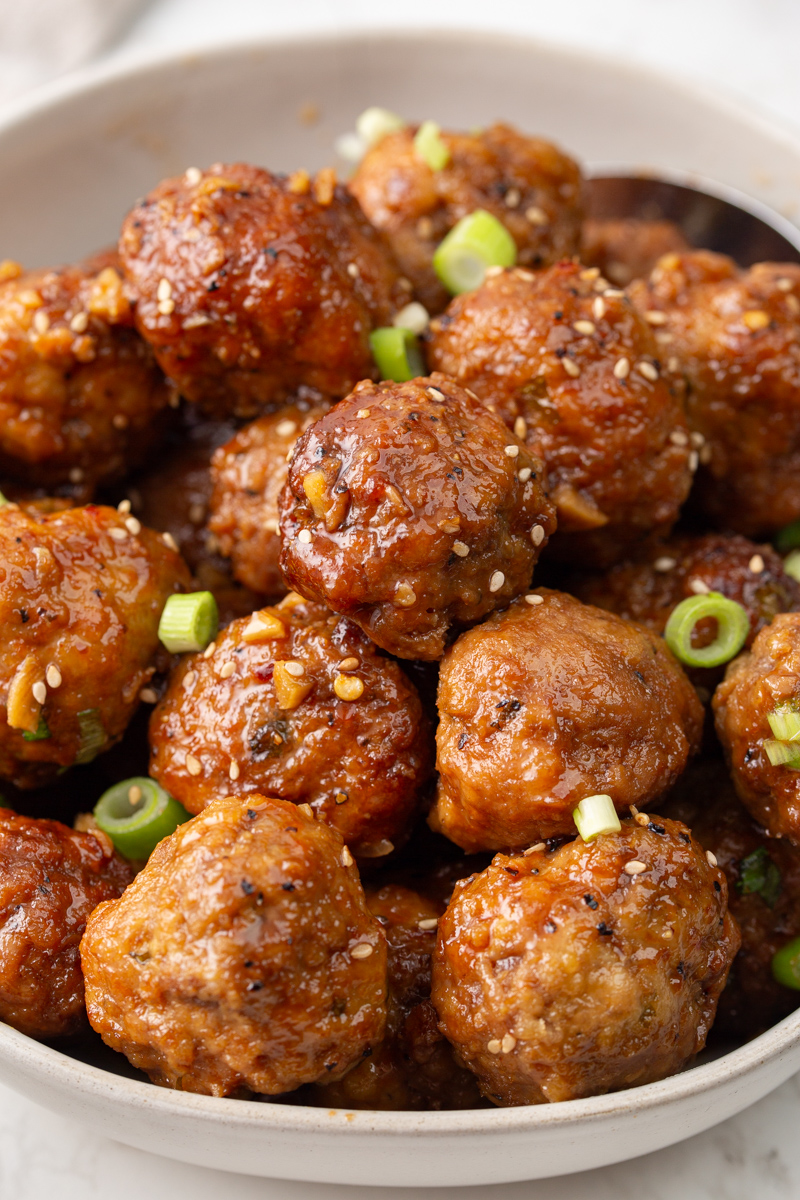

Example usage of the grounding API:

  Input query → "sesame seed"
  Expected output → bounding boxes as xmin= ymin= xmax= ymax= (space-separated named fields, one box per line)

xmin=229 ymin=761 xmax=240 ymax=780
xmin=524 ymin=842 xmax=546 ymax=854
xmin=394 ymin=582 xmax=417 ymax=607
xmin=504 ymin=445 xmax=520 ymax=458
xmin=524 ymin=593 xmax=544 ymax=606
xmin=453 ymin=541 xmax=469 ymax=557
xmin=341 ymin=847 xmax=354 ymax=867
xmin=531 ymin=524 xmax=545 ymax=546
xmin=514 ymin=416 xmax=527 ymax=439
xmin=284 ymin=661 xmax=305 ymax=678
xmin=613 ymin=357 xmax=630 ymax=379
xmin=707 ymin=851 xmax=718 ymax=867
xmin=636 ymin=361 xmax=659 ymax=381
xmin=690 ymin=431 xmax=705 ymax=448
xmin=667 ymin=357 xmax=680 ymax=373
xmin=183 ymin=670 xmax=197 ymax=690
xmin=297 ymin=803 xmax=313 ymax=817
xmin=749 ymin=554 xmax=765 ymax=574
xmin=635 ymin=813 xmax=650 ymax=826
xmin=562 ymin=358 xmax=580 ymax=377
xmin=485 ymin=265 xmax=504 ymax=278
xmin=689 ymin=578 xmax=711 ymax=595
xmin=525 ymin=206 xmax=547 ymax=225
xmin=157 ymin=297 xmax=175 ymax=316
xmin=346 ymin=262 xmax=359 ymax=278
xmin=203 ymin=641 xmax=217 ymax=659
xmin=427 ymin=387 xmax=445 ymax=402
xmin=489 ymin=570 xmax=505 ymax=593
xmin=276 ymin=419 xmax=297 ymax=438
xmin=125 ymin=516 xmax=141 ymax=536
xmin=654 ymin=557 xmax=676 ymax=572
xmin=700 ymin=444 xmax=712 ymax=464
xmin=415 ymin=217 xmax=434 ymax=239
xmin=593 ymin=297 xmax=606 ymax=320
xmin=645 ymin=310 xmax=668 ymax=325
xmin=418 ymin=918 xmax=439 ymax=931
xmin=356 ymin=408 xmax=371 ymax=418
xmin=297 ymin=529 xmax=312 ymax=544
xmin=514 ymin=268 xmax=535 ymax=281
xmin=504 ymin=187 xmax=521 ymax=208
xmin=219 ymin=661 xmax=236 ymax=679
xmin=45 ymin=665 xmax=62 ymax=688
xmin=604 ymin=288 xmax=625 ymax=298
xmin=339 ymin=657 xmax=360 ymax=672
xmin=593 ymin=277 xmax=610 ymax=292
xmin=487 ymin=1039 xmax=502 ymax=1054
xmin=69 ymin=311 xmax=88 ymax=333
xmin=655 ymin=331 xmax=673 ymax=345
xmin=351 ymin=942 xmax=374 ymax=959
xmin=162 ymin=532 xmax=179 ymax=552
xmin=573 ymin=320 xmax=596 ymax=335
xmin=185 ymin=754 xmax=202 ymax=776
xmin=517 ymin=468 xmax=532 ymax=483
xmin=334 ymin=674 xmax=364 ymax=701
xmin=688 ymin=450 xmax=699 ymax=472
xmin=624 ymin=860 xmax=647 ymax=875
xmin=501 ymin=1034 xmax=517 ymax=1054
xmin=157 ymin=278 xmax=172 ymax=302
xmin=128 ymin=785 xmax=142 ymax=805
xmin=580 ymin=267 xmax=600 ymax=282
xmin=140 ymin=687 xmax=158 ymax=704
xmin=743 ymin=309 xmax=770 ymax=331
xmin=108 ymin=527 xmax=127 ymax=541
xmin=669 ymin=429 xmax=689 ymax=447
xmin=32 ymin=681 xmax=46 ymax=705
xmin=32 ymin=310 xmax=49 ymax=334
xmin=777 ymin=277 xmax=794 ymax=291
xmin=117 ymin=499 xmax=131 ymax=514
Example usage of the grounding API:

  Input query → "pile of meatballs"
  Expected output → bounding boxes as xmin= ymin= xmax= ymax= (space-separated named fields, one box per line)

xmin=3 ymin=115 xmax=800 ymax=1112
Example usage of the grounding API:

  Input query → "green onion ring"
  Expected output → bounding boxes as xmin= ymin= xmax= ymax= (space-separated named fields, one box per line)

xmin=369 ymin=326 xmax=424 ymax=382
xmin=663 ymin=592 xmax=749 ymax=669
xmin=772 ymin=936 xmax=800 ymax=989
xmin=432 ymin=209 xmax=517 ymax=295
xmin=158 ymin=591 xmax=219 ymax=654
xmin=94 ymin=776 xmax=191 ymax=860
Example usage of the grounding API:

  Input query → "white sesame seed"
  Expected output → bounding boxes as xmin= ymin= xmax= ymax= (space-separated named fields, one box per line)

xmin=669 ymin=429 xmax=689 ymax=447
xmin=525 ymin=206 xmax=547 ymax=226
xmin=514 ymin=268 xmax=535 ymax=282
xmin=504 ymin=445 xmax=520 ymax=458
xmin=219 ymin=661 xmax=236 ymax=679
xmin=127 ymin=785 xmax=142 ymax=805
xmin=69 ymin=311 xmax=88 ymax=333
xmin=32 ymin=310 xmax=50 ymax=334
xmin=501 ymin=1034 xmax=517 ymax=1054
xmin=485 ymin=265 xmax=505 ymax=279
xmin=157 ymin=299 xmax=175 ymax=316
xmin=489 ymin=570 xmax=505 ymax=593
xmin=45 ymin=664 xmax=61 ymax=688
xmin=125 ymin=516 xmax=141 ymax=536
xmin=593 ymin=297 xmax=606 ymax=320
xmin=341 ymin=847 xmax=354 ymax=867
xmin=339 ymin=657 xmax=360 ymax=672
xmin=562 ymin=358 xmax=580 ymax=377
xmin=688 ymin=450 xmax=699 ymax=472
xmin=356 ymin=408 xmax=371 ymax=418
xmin=689 ymin=578 xmax=711 ymax=595
xmin=185 ymin=754 xmax=202 ymax=776
xmin=427 ymin=387 xmax=445 ymax=402
xmin=297 ymin=803 xmax=313 ymax=817
xmin=418 ymin=918 xmax=439 ymax=931
xmin=580 ymin=267 xmax=600 ymax=282
xmin=637 ymin=361 xmax=659 ymax=381
xmin=635 ymin=813 xmax=650 ymax=827
xmin=654 ymin=557 xmax=677 ymax=573
xmin=666 ymin=357 xmax=680 ymax=373
xmin=276 ymin=419 xmax=297 ymax=438
xmin=785 ymin=293 xmax=799 ymax=313
xmin=604 ymin=288 xmax=625 ymax=298
xmin=514 ymin=416 xmax=527 ymax=439
xmin=32 ymin=681 xmax=46 ymax=705
xmin=624 ymin=860 xmax=647 ymax=875
xmin=573 ymin=320 xmax=596 ymax=335
xmin=523 ymin=842 xmax=546 ymax=855
xmin=707 ymin=851 xmax=718 ymax=867
xmin=453 ymin=541 xmax=469 ymax=557
xmin=229 ymin=761 xmax=240 ymax=780
xmin=487 ymin=1039 xmax=503 ymax=1054
xmin=613 ymin=357 xmax=630 ymax=379
xmin=140 ymin=687 xmax=158 ymax=704
xmin=117 ymin=499 xmax=131 ymax=514
xmin=157 ymin=278 xmax=172 ymax=302
xmin=108 ymin=527 xmax=127 ymax=541
xmin=185 ymin=166 xmax=202 ymax=185
xmin=284 ymin=661 xmax=305 ymax=678
xmin=517 ymin=467 xmax=532 ymax=482
xmin=777 ymin=277 xmax=794 ymax=291
xmin=162 ymin=532 xmax=178 ymax=552
xmin=593 ymin=277 xmax=611 ymax=292
xmin=524 ymin=593 xmax=544 ymax=606
xmin=645 ymin=310 xmax=668 ymax=325
xmin=690 ymin=431 xmax=705 ymax=448
xmin=531 ymin=524 xmax=545 ymax=546
xmin=749 ymin=554 xmax=765 ymax=574
xmin=504 ymin=187 xmax=521 ymax=208
xmin=346 ymin=262 xmax=359 ymax=278
xmin=297 ymin=529 xmax=312 ymax=544
xmin=351 ymin=943 xmax=374 ymax=959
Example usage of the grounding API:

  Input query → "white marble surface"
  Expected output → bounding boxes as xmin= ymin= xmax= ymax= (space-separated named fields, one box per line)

xmin=3 ymin=1 xmax=800 ymax=1196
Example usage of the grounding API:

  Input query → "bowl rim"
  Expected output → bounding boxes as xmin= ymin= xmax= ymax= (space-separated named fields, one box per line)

xmin=1 ymin=24 xmax=800 ymax=1135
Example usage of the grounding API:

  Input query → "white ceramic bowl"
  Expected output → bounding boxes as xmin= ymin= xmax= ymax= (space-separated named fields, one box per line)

xmin=1 ymin=28 xmax=800 ymax=1189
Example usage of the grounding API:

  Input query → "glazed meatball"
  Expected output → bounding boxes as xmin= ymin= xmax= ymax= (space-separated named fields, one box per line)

xmin=349 ymin=122 xmax=582 ymax=314
xmin=148 ymin=594 xmax=433 ymax=857
xmin=714 ymin=612 xmax=800 ymax=842
xmin=80 ymin=792 xmax=388 ymax=1096
xmin=581 ymin=218 xmax=690 ymax=287
xmin=628 ymin=251 xmax=800 ymax=535
xmin=432 ymin=589 xmax=703 ymax=852
xmin=307 ymin=884 xmax=482 ymax=1110
xmin=119 ymin=164 xmax=404 ymax=417
xmin=0 ymin=810 xmax=133 ymax=1038
xmin=0 ymin=503 xmax=189 ymax=789
xmin=663 ymin=757 xmax=800 ymax=1039
xmin=0 ymin=252 xmax=169 ymax=491
xmin=208 ymin=395 xmax=329 ymax=597
xmin=428 ymin=261 xmax=693 ymax=566
xmin=279 ymin=374 xmax=555 ymax=661
xmin=431 ymin=818 xmax=739 ymax=1105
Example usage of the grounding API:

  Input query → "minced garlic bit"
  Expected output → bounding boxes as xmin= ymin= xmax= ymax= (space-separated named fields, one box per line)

xmin=501 ymin=1034 xmax=517 ymax=1054
xmin=453 ymin=541 xmax=469 ymax=558
xmin=743 ymin=309 xmax=770 ymax=331
xmin=242 ymin=611 xmax=287 ymax=643
xmin=394 ymin=582 xmax=417 ymax=607
xmin=341 ymin=847 xmax=354 ymax=867
xmin=273 ymin=661 xmax=313 ymax=711
xmin=487 ymin=1039 xmax=502 ymax=1054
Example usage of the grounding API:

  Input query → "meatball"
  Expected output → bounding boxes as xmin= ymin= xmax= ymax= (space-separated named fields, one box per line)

xmin=0 ymin=502 xmax=189 ymax=789
xmin=714 ymin=612 xmax=800 ymax=843
xmin=148 ymin=593 xmax=433 ymax=857
xmin=119 ymin=164 xmax=404 ymax=417
xmin=628 ymin=251 xmax=800 ymax=535
xmin=279 ymin=374 xmax=555 ymax=661
xmin=80 ymin=792 xmax=388 ymax=1096
xmin=208 ymin=395 xmax=329 ymax=597
xmin=662 ymin=757 xmax=800 ymax=1039
xmin=432 ymin=589 xmax=703 ymax=852
xmin=427 ymin=261 xmax=693 ymax=566
xmin=0 ymin=252 xmax=169 ymax=491
xmin=349 ymin=122 xmax=582 ymax=314
xmin=307 ymin=884 xmax=482 ymax=1110
xmin=581 ymin=218 xmax=690 ymax=287
xmin=431 ymin=818 xmax=739 ymax=1105
xmin=0 ymin=810 xmax=133 ymax=1038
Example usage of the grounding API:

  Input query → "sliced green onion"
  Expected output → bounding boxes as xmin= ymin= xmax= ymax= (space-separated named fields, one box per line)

xmin=736 ymin=846 xmax=781 ymax=906
xmin=784 ymin=549 xmax=800 ymax=583
xmin=94 ymin=776 xmax=191 ymax=860
xmin=663 ymin=592 xmax=749 ymax=669
xmin=573 ymin=794 xmax=621 ymax=842
xmin=433 ymin=209 xmax=517 ymax=295
xmin=772 ymin=936 xmax=800 ymax=989
xmin=369 ymin=327 xmax=424 ymax=382
xmin=356 ymin=106 xmax=406 ymax=147
xmin=158 ymin=591 xmax=219 ymax=654
xmin=774 ymin=518 xmax=800 ymax=553
xmin=75 ymin=708 xmax=106 ymax=765
xmin=22 ymin=715 xmax=50 ymax=742
xmin=0 ymin=490 xmax=8 ymax=507
xmin=414 ymin=120 xmax=450 ymax=171
xmin=768 ymin=703 xmax=800 ymax=742
xmin=764 ymin=738 xmax=800 ymax=769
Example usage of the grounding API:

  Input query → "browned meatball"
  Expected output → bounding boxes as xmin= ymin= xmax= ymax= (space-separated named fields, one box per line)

xmin=0 ymin=252 xmax=169 ymax=491
xmin=119 ymin=164 xmax=405 ymax=417
xmin=307 ymin=884 xmax=483 ymax=1110
xmin=431 ymin=818 xmax=739 ymax=1105
xmin=349 ymin=122 xmax=583 ymax=314
xmin=629 ymin=252 xmax=800 ymax=536
xmin=714 ymin=613 xmax=800 ymax=843
xmin=279 ymin=374 xmax=555 ymax=661
xmin=581 ymin=218 xmax=691 ymax=287
xmin=0 ymin=810 xmax=133 ymax=1038
xmin=0 ymin=502 xmax=189 ymax=789
xmin=80 ymin=792 xmax=388 ymax=1096
xmin=208 ymin=396 xmax=329 ymax=597
xmin=432 ymin=589 xmax=703 ymax=852
xmin=662 ymin=757 xmax=800 ymax=1039
xmin=148 ymin=593 xmax=432 ymax=857
xmin=428 ymin=261 xmax=693 ymax=566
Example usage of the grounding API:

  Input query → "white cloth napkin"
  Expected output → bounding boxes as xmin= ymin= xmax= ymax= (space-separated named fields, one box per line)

xmin=0 ymin=0 xmax=145 ymax=104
